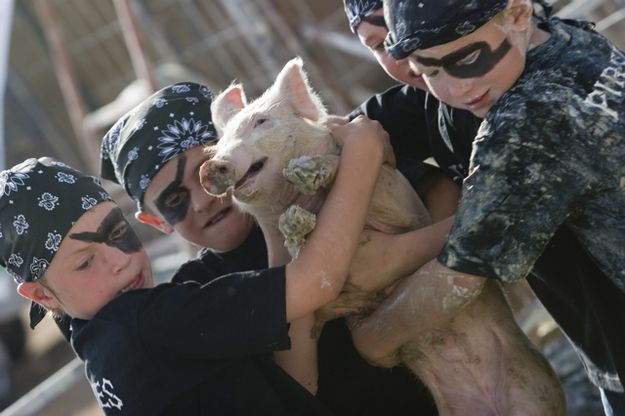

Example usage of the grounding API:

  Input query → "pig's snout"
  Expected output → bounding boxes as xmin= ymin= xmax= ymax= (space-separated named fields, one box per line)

xmin=199 ymin=159 xmax=236 ymax=196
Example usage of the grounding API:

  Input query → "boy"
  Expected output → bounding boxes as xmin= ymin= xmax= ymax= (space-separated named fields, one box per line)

xmin=0 ymin=115 xmax=385 ymax=415
xmin=100 ymin=81 xmax=443 ymax=414
xmin=345 ymin=1 xmax=607 ymax=413
xmin=375 ymin=0 xmax=625 ymax=413
xmin=344 ymin=0 xmax=478 ymax=187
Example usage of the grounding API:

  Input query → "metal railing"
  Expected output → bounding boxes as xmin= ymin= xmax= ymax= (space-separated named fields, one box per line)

xmin=1 ymin=359 xmax=85 ymax=416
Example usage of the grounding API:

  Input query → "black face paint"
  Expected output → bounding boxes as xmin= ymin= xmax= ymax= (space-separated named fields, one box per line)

xmin=70 ymin=207 xmax=142 ymax=253
xmin=416 ymin=38 xmax=512 ymax=79
xmin=153 ymin=156 xmax=191 ymax=226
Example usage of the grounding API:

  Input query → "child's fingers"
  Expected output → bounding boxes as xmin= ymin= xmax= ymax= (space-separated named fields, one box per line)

xmin=331 ymin=115 xmax=388 ymax=144
xmin=331 ymin=115 xmax=395 ymax=166
xmin=351 ymin=116 xmax=394 ymax=165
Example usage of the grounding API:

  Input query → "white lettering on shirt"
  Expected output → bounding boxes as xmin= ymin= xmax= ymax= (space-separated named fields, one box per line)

xmin=91 ymin=377 xmax=124 ymax=411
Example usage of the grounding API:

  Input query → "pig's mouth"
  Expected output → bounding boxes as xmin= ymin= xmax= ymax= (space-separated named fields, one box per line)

xmin=234 ymin=157 xmax=267 ymax=190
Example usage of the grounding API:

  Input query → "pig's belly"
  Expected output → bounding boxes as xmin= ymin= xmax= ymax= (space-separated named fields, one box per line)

xmin=399 ymin=282 xmax=565 ymax=416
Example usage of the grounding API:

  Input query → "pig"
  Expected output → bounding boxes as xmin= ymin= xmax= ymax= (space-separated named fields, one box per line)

xmin=199 ymin=57 xmax=566 ymax=416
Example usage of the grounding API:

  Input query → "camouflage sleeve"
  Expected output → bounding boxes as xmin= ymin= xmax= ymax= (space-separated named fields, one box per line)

xmin=437 ymin=99 xmax=592 ymax=282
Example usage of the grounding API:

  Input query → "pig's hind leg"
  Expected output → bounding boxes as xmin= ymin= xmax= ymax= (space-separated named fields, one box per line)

xmin=283 ymin=155 xmax=339 ymax=196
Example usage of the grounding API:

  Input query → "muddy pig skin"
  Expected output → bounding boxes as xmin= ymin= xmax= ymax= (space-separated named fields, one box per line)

xmin=199 ymin=58 xmax=566 ymax=415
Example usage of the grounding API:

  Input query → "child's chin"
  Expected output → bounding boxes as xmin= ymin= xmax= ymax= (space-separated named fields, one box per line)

xmin=469 ymin=107 xmax=490 ymax=119
xmin=412 ymin=78 xmax=428 ymax=91
xmin=405 ymin=74 xmax=427 ymax=91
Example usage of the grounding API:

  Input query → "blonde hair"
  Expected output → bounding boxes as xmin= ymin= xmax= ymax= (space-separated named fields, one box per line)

xmin=490 ymin=0 xmax=536 ymax=51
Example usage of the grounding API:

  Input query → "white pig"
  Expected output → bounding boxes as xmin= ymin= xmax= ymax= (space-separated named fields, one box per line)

xmin=199 ymin=58 xmax=566 ymax=416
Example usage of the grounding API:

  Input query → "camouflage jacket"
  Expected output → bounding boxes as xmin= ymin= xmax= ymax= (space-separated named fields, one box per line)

xmin=438 ymin=18 xmax=625 ymax=390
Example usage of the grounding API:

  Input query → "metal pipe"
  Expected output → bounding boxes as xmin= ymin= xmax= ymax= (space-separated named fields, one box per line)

xmin=6 ymin=71 xmax=83 ymax=169
xmin=595 ymin=7 xmax=625 ymax=32
xmin=113 ymin=0 xmax=158 ymax=92
xmin=300 ymin=23 xmax=374 ymax=61
xmin=556 ymin=0 xmax=603 ymax=18
xmin=217 ymin=0 xmax=281 ymax=79
xmin=1 ymin=358 xmax=84 ymax=416
xmin=34 ymin=0 xmax=100 ymax=172
xmin=259 ymin=0 xmax=351 ymax=113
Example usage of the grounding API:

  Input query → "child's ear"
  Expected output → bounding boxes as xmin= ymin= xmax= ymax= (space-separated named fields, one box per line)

xmin=135 ymin=211 xmax=174 ymax=234
xmin=17 ymin=282 xmax=59 ymax=310
xmin=504 ymin=0 xmax=533 ymax=31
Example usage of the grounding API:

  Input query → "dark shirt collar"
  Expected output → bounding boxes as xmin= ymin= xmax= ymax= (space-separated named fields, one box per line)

xmin=524 ymin=18 xmax=571 ymax=75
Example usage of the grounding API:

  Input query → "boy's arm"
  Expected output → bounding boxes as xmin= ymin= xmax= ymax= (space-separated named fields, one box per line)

xmin=414 ymin=170 xmax=460 ymax=222
xmin=346 ymin=216 xmax=454 ymax=293
xmin=284 ymin=116 xmax=386 ymax=322
xmin=272 ymin=314 xmax=318 ymax=394
xmin=263 ymin=115 xmax=386 ymax=392
xmin=263 ymin=225 xmax=319 ymax=394
xmin=344 ymin=170 xmax=459 ymax=292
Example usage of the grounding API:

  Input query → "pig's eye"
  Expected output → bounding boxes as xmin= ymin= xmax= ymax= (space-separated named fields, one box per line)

xmin=253 ymin=117 xmax=268 ymax=128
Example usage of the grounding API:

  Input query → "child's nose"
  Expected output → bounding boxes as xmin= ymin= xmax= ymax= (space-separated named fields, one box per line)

xmin=190 ymin=182 xmax=217 ymax=213
xmin=446 ymin=76 xmax=473 ymax=98
xmin=110 ymin=247 xmax=132 ymax=275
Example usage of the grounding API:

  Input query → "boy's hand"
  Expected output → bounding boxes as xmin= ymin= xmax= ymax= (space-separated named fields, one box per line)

xmin=331 ymin=115 xmax=395 ymax=166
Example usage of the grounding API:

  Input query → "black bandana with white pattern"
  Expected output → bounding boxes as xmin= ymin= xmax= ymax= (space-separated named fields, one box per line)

xmin=0 ymin=158 xmax=112 ymax=330
xmin=343 ymin=0 xmax=383 ymax=33
xmin=100 ymin=82 xmax=217 ymax=210
xmin=0 ymin=158 xmax=112 ymax=284
xmin=384 ymin=0 xmax=508 ymax=59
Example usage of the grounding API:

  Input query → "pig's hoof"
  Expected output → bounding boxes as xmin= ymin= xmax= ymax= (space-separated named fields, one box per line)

xmin=278 ymin=205 xmax=316 ymax=258
xmin=283 ymin=155 xmax=337 ymax=195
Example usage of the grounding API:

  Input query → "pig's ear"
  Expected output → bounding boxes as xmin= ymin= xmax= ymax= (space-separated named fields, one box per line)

xmin=274 ymin=57 xmax=326 ymax=121
xmin=211 ymin=84 xmax=248 ymax=133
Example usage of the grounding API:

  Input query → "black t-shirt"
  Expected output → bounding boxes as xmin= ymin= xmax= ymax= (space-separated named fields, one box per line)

xmin=353 ymin=81 xmax=625 ymax=389
xmin=71 ymin=266 xmax=333 ymax=415
xmin=348 ymin=84 xmax=478 ymax=184
xmin=176 ymin=226 xmax=437 ymax=416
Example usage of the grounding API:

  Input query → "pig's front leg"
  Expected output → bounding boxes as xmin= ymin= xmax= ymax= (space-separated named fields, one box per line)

xmin=278 ymin=205 xmax=317 ymax=258
xmin=350 ymin=260 xmax=485 ymax=368
xmin=283 ymin=155 xmax=339 ymax=196
xmin=311 ymin=290 xmax=382 ymax=338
